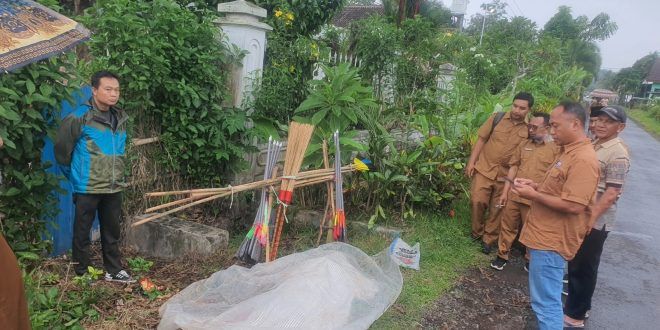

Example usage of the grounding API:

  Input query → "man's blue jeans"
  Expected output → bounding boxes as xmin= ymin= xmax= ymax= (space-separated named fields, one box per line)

xmin=529 ymin=249 xmax=566 ymax=330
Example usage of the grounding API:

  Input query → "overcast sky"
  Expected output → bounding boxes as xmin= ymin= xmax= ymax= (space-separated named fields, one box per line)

xmin=441 ymin=0 xmax=660 ymax=71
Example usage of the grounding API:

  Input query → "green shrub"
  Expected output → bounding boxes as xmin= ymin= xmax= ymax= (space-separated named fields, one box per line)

xmin=82 ymin=0 xmax=249 ymax=184
xmin=0 ymin=54 xmax=81 ymax=255
xmin=293 ymin=63 xmax=376 ymax=165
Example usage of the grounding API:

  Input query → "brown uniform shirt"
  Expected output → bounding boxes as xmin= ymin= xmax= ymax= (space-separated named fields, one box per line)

xmin=509 ymin=139 xmax=560 ymax=205
xmin=519 ymin=138 xmax=599 ymax=260
xmin=475 ymin=112 xmax=529 ymax=180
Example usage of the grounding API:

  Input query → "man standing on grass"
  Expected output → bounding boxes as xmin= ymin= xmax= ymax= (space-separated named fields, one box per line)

xmin=512 ymin=101 xmax=599 ymax=329
xmin=564 ymin=106 xmax=630 ymax=328
xmin=465 ymin=92 xmax=532 ymax=254
xmin=55 ymin=71 xmax=135 ymax=283
xmin=490 ymin=112 xmax=559 ymax=271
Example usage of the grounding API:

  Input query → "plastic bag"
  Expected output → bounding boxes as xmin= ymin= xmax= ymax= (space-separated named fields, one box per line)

xmin=158 ymin=242 xmax=402 ymax=330
xmin=389 ymin=237 xmax=420 ymax=270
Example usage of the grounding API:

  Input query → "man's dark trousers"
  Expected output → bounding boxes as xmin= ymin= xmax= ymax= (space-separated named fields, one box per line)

xmin=564 ymin=227 xmax=609 ymax=319
xmin=72 ymin=192 xmax=123 ymax=276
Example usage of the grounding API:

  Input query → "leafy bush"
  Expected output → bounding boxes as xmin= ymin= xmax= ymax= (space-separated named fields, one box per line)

xmin=82 ymin=0 xmax=249 ymax=184
xmin=293 ymin=63 xmax=375 ymax=164
xmin=351 ymin=113 xmax=467 ymax=225
xmin=25 ymin=267 xmax=110 ymax=329
xmin=0 ymin=54 xmax=81 ymax=255
xmin=250 ymin=34 xmax=320 ymax=126
xmin=127 ymin=256 xmax=154 ymax=275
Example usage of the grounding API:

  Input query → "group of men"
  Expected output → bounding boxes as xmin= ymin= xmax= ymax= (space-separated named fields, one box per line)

xmin=467 ymin=93 xmax=631 ymax=329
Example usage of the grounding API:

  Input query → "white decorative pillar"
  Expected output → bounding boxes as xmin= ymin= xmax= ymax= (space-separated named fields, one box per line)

xmin=216 ymin=0 xmax=272 ymax=109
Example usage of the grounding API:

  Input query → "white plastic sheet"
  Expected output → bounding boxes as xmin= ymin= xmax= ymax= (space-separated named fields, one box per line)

xmin=158 ymin=242 xmax=403 ymax=330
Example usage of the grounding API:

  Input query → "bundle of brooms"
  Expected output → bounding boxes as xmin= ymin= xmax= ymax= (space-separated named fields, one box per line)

xmin=236 ymin=137 xmax=283 ymax=263
xmin=269 ymin=122 xmax=314 ymax=261
xmin=135 ymin=123 xmax=372 ymax=262
xmin=135 ymin=122 xmax=314 ymax=260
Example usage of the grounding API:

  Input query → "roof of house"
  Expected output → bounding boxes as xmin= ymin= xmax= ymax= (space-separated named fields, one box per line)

xmin=645 ymin=58 xmax=660 ymax=83
xmin=331 ymin=5 xmax=385 ymax=28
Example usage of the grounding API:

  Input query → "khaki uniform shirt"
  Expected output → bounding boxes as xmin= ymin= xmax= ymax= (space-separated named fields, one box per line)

xmin=475 ymin=112 xmax=529 ymax=180
xmin=519 ymin=138 xmax=599 ymax=260
xmin=593 ymin=137 xmax=630 ymax=231
xmin=509 ymin=139 xmax=560 ymax=205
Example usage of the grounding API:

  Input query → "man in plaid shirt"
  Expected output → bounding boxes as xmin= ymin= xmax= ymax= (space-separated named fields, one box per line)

xmin=564 ymin=105 xmax=631 ymax=327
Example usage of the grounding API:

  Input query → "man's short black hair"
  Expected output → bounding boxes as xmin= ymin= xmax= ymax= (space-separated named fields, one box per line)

xmin=557 ymin=100 xmax=587 ymax=126
xmin=531 ymin=111 xmax=550 ymax=126
xmin=513 ymin=92 xmax=534 ymax=108
xmin=91 ymin=71 xmax=120 ymax=88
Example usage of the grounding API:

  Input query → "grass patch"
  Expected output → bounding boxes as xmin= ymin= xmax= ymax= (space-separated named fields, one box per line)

xmin=349 ymin=200 xmax=483 ymax=328
xmin=628 ymin=108 xmax=660 ymax=140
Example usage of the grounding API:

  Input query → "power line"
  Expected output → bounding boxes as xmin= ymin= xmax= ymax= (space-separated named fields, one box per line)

xmin=510 ymin=0 xmax=525 ymax=17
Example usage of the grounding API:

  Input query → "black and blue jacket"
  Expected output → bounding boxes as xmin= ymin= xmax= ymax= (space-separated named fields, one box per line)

xmin=54 ymin=100 xmax=128 ymax=194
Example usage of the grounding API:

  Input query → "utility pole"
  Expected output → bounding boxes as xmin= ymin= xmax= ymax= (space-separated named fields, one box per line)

xmin=479 ymin=7 xmax=495 ymax=46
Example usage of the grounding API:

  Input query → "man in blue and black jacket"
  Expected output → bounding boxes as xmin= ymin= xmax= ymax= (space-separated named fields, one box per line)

xmin=55 ymin=71 xmax=134 ymax=283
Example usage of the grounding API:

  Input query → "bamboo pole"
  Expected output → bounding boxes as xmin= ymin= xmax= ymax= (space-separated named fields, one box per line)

xmin=317 ymin=139 xmax=335 ymax=246
xmin=135 ymin=173 xmax=344 ymax=227
xmin=131 ymin=136 xmax=160 ymax=146
xmin=132 ymin=191 xmax=233 ymax=227
xmin=144 ymin=166 xmax=354 ymax=198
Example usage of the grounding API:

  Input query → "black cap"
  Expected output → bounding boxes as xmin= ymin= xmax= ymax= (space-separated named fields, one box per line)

xmin=592 ymin=105 xmax=626 ymax=123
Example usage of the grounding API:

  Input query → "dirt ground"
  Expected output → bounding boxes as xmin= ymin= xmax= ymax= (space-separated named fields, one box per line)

xmin=422 ymin=250 xmax=538 ymax=329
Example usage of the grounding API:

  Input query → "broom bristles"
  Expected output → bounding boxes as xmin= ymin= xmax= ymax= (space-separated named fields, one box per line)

xmin=270 ymin=122 xmax=315 ymax=260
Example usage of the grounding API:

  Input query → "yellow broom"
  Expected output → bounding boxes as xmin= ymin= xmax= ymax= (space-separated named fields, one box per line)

xmin=269 ymin=122 xmax=315 ymax=260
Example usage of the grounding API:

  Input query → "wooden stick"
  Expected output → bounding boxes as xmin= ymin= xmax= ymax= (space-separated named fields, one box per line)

xmin=265 ymin=166 xmax=278 ymax=262
xmin=141 ymin=174 xmax=338 ymax=222
xmin=144 ymin=166 xmax=354 ymax=198
xmin=132 ymin=191 xmax=231 ymax=227
xmin=131 ymin=136 xmax=160 ymax=146
xmin=145 ymin=195 xmax=197 ymax=213
xmin=317 ymin=139 xmax=334 ymax=246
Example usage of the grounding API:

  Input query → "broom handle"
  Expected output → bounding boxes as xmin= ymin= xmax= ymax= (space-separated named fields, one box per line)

xmin=132 ymin=191 xmax=230 ymax=227
xmin=265 ymin=166 xmax=278 ymax=262
xmin=270 ymin=204 xmax=285 ymax=260
xmin=145 ymin=166 xmax=354 ymax=198
xmin=317 ymin=139 xmax=334 ymax=246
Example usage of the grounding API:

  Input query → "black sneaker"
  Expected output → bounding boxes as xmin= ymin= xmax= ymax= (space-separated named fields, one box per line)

xmin=104 ymin=270 xmax=136 ymax=284
xmin=481 ymin=242 xmax=492 ymax=254
xmin=490 ymin=257 xmax=507 ymax=271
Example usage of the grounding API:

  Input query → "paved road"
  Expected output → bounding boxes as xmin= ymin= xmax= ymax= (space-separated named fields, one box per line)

xmin=588 ymin=120 xmax=660 ymax=329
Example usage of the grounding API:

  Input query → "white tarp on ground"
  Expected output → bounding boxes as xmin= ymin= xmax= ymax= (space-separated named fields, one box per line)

xmin=158 ymin=242 xmax=403 ymax=330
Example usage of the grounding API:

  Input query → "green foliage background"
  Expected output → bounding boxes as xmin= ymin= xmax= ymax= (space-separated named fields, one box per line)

xmin=81 ymin=0 xmax=250 ymax=184
xmin=0 ymin=55 xmax=81 ymax=255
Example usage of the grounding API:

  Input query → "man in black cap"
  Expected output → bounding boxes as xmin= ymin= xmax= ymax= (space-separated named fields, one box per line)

xmin=564 ymin=105 xmax=631 ymax=327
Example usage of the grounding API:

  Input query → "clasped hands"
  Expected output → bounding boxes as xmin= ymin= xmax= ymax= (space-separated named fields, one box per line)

xmin=510 ymin=178 xmax=539 ymax=200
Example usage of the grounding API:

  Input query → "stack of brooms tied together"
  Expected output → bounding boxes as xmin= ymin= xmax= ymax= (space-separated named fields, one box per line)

xmin=269 ymin=122 xmax=315 ymax=261
xmin=137 ymin=122 xmax=369 ymax=262
xmin=236 ymin=137 xmax=283 ymax=263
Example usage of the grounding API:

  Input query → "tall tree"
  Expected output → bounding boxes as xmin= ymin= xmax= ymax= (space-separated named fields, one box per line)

xmin=542 ymin=6 xmax=617 ymax=79
xmin=612 ymin=52 xmax=659 ymax=96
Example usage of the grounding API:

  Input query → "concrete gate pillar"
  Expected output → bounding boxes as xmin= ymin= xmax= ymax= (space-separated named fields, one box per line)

xmin=215 ymin=0 xmax=272 ymax=108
